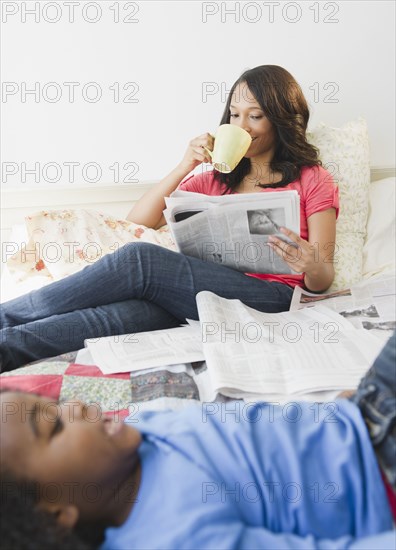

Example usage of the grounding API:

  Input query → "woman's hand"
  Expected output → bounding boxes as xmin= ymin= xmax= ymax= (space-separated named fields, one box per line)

xmin=178 ymin=133 xmax=214 ymax=173
xmin=268 ymin=227 xmax=318 ymax=275
xmin=126 ymin=132 xmax=215 ymax=229
xmin=268 ymin=207 xmax=337 ymax=293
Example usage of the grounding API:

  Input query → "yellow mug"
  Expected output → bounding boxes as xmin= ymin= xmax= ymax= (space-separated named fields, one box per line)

xmin=204 ymin=124 xmax=252 ymax=173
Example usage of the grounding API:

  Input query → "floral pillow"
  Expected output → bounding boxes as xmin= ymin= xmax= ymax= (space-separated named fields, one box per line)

xmin=307 ymin=118 xmax=371 ymax=290
xmin=7 ymin=210 xmax=177 ymax=282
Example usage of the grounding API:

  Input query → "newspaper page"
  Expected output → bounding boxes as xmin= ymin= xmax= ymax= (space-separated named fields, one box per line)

xmin=164 ymin=190 xmax=300 ymax=274
xmin=195 ymin=291 xmax=385 ymax=399
xmin=86 ymin=324 xmax=204 ymax=375
xmin=290 ymin=272 xmax=396 ymax=340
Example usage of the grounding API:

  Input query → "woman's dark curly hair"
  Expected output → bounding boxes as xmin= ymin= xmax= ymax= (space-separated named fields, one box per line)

xmin=215 ymin=65 xmax=321 ymax=193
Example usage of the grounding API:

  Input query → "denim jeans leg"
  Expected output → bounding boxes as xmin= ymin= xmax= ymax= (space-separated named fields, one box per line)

xmin=0 ymin=242 xmax=293 ymax=328
xmin=0 ymin=298 xmax=183 ymax=371
xmin=352 ymin=331 xmax=396 ymax=489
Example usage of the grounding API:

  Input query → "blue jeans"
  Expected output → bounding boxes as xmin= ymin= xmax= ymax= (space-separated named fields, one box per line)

xmin=352 ymin=331 xmax=396 ymax=490
xmin=0 ymin=242 xmax=293 ymax=370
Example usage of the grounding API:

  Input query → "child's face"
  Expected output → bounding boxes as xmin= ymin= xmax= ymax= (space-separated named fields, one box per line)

xmin=0 ymin=392 xmax=141 ymax=523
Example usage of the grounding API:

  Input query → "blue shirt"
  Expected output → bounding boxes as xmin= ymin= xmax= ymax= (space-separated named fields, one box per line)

xmin=102 ymin=400 xmax=394 ymax=549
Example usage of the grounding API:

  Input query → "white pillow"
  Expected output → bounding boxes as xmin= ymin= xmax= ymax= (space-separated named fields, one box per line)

xmin=362 ymin=177 xmax=396 ymax=278
xmin=307 ymin=118 xmax=371 ymax=290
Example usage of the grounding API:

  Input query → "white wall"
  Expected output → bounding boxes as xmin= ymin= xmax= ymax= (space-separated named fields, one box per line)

xmin=1 ymin=0 xmax=395 ymax=189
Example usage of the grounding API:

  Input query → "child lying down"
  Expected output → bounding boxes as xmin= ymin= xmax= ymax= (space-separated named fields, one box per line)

xmin=1 ymin=333 xmax=395 ymax=550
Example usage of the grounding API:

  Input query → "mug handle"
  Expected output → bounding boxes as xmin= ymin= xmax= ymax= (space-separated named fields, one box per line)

xmin=203 ymin=133 xmax=216 ymax=159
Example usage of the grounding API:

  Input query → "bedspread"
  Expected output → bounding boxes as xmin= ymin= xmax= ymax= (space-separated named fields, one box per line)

xmin=0 ymin=353 xmax=212 ymax=418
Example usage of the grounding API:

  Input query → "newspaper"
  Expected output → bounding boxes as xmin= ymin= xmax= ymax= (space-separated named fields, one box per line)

xmin=85 ymin=276 xmax=394 ymax=397
xmin=195 ymin=290 xmax=385 ymax=399
xmin=164 ymin=189 xmax=300 ymax=274
xmin=86 ymin=324 xmax=204 ymax=375
xmin=289 ymin=272 xmax=396 ymax=340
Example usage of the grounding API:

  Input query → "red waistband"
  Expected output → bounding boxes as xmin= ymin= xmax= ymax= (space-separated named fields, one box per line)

xmin=381 ymin=469 xmax=396 ymax=521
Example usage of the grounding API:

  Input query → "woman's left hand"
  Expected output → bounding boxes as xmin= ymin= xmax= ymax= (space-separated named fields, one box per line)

xmin=268 ymin=227 xmax=318 ymax=275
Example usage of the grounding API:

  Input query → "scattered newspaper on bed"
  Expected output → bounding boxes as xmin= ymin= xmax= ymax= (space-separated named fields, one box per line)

xmin=85 ymin=276 xmax=394 ymax=398
xmin=195 ymin=290 xmax=385 ymax=400
xmin=289 ymin=272 xmax=396 ymax=339
xmin=164 ymin=189 xmax=300 ymax=274
xmin=85 ymin=324 xmax=204 ymax=375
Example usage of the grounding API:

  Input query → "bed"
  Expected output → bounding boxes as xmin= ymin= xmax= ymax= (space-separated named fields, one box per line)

xmin=1 ymin=118 xmax=395 ymax=409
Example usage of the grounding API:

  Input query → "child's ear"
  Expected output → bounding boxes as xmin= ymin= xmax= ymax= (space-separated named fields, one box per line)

xmin=55 ymin=505 xmax=79 ymax=528
xmin=39 ymin=502 xmax=79 ymax=528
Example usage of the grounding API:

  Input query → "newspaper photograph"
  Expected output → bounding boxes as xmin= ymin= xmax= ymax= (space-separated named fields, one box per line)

xmin=164 ymin=189 xmax=300 ymax=274
xmin=289 ymin=272 xmax=396 ymax=338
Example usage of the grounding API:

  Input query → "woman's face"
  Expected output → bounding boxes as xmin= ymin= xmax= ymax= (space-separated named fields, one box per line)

xmin=229 ymin=82 xmax=277 ymax=161
xmin=0 ymin=392 xmax=141 ymax=523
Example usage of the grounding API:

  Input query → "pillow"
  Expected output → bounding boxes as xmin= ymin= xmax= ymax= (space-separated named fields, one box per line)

xmin=1 ymin=223 xmax=53 ymax=302
xmin=307 ymin=118 xmax=371 ymax=290
xmin=7 ymin=210 xmax=177 ymax=281
xmin=362 ymin=177 xmax=396 ymax=278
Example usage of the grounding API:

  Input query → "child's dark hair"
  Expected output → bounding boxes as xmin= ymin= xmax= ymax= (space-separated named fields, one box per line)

xmin=0 ymin=470 xmax=94 ymax=549
xmin=0 ymin=388 xmax=100 ymax=549
xmin=216 ymin=64 xmax=322 ymax=193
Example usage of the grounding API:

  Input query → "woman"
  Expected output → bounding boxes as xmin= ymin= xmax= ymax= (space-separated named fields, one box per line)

xmin=0 ymin=333 xmax=395 ymax=549
xmin=0 ymin=65 xmax=338 ymax=370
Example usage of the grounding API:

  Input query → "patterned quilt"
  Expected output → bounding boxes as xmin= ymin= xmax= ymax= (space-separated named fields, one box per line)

xmin=0 ymin=353 xmax=210 ymax=419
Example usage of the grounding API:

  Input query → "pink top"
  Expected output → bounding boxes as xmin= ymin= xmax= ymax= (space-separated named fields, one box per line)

xmin=178 ymin=165 xmax=339 ymax=288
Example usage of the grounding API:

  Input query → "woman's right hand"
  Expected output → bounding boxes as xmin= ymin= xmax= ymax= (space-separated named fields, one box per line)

xmin=127 ymin=132 xmax=215 ymax=228
xmin=178 ymin=133 xmax=215 ymax=173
